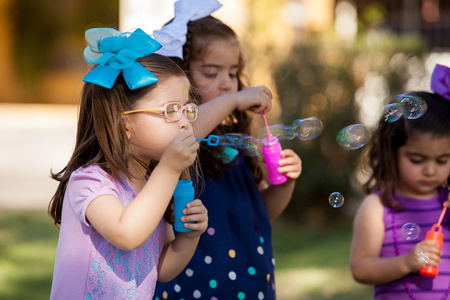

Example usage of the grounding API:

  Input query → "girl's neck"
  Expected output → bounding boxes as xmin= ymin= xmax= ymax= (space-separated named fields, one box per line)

xmin=395 ymin=188 xmax=439 ymax=200
xmin=126 ymin=158 xmax=150 ymax=193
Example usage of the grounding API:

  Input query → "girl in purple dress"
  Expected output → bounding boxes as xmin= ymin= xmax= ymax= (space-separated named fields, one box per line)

xmin=350 ymin=64 xmax=450 ymax=300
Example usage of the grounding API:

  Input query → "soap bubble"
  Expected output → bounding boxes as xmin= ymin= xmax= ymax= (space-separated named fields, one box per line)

xmin=328 ymin=192 xmax=344 ymax=208
xmin=382 ymin=103 xmax=404 ymax=123
xmin=258 ymin=124 xmax=296 ymax=141
xmin=257 ymin=117 xmax=323 ymax=141
xmin=401 ymin=222 xmax=421 ymax=240
xmin=336 ymin=124 xmax=370 ymax=150
xmin=393 ymin=93 xmax=427 ymax=119
xmin=292 ymin=117 xmax=324 ymax=140
xmin=240 ymin=136 xmax=262 ymax=157
xmin=219 ymin=133 xmax=262 ymax=157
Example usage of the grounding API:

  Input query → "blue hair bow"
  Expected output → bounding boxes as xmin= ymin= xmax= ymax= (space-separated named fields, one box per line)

xmin=83 ymin=28 xmax=162 ymax=90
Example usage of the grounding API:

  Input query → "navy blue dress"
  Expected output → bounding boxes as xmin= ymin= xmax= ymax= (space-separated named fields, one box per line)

xmin=154 ymin=152 xmax=276 ymax=300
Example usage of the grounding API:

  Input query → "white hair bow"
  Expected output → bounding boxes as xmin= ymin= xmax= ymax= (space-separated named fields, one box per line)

xmin=154 ymin=0 xmax=223 ymax=59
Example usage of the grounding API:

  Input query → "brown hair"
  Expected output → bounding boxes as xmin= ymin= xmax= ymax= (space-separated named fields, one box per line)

xmin=172 ymin=15 xmax=265 ymax=182
xmin=362 ymin=91 xmax=450 ymax=208
xmin=49 ymin=53 xmax=190 ymax=226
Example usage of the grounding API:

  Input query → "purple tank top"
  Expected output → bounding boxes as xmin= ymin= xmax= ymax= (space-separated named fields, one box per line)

xmin=374 ymin=189 xmax=450 ymax=300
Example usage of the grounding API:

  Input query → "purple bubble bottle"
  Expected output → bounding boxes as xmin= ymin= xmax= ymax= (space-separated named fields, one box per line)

xmin=262 ymin=114 xmax=288 ymax=185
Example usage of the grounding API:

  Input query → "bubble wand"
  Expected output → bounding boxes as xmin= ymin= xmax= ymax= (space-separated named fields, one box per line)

xmin=419 ymin=200 xmax=448 ymax=277
xmin=262 ymin=113 xmax=274 ymax=141
xmin=196 ymin=135 xmax=220 ymax=146
xmin=261 ymin=113 xmax=288 ymax=185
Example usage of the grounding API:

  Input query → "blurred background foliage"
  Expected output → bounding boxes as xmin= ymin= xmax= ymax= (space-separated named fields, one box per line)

xmin=1 ymin=0 xmax=450 ymax=299
xmin=2 ymin=0 xmax=450 ymax=223
xmin=272 ymin=31 xmax=427 ymax=226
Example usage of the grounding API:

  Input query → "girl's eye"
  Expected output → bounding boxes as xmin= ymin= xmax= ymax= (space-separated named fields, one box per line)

xmin=437 ymin=159 xmax=449 ymax=165
xmin=409 ymin=158 xmax=422 ymax=164
xmin=229 ymin=73 xmax=237 ymax=79
xmin=204 ymin=73 xmax=217 ymax=78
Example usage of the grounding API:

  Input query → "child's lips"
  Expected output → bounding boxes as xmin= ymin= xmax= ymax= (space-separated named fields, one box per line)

xmin=420 ymin=180 xmax=436 ymax=186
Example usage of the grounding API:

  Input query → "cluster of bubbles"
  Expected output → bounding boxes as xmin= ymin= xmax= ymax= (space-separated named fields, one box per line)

xmin=382 ymin=93 xmax=427 ymax=123
xmin=335 ymin=94 xmax=428 ymax=151
xmin=214 ymin=117 xmax=324 ymax=157
xmin=210 ymin=93 xmax=428 ymax=209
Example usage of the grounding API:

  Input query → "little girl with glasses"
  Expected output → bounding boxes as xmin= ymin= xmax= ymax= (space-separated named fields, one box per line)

xmin=48 ymin=28 xmax=208 ymax=299
xmin=350 ymin=64 xmax=450 ymax=300
xmin=154 ymin=1 xmax=302 ymax=299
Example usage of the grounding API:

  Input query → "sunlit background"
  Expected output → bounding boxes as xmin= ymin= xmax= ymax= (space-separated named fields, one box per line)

xmin=1 ymin=0 xmax=449 ymax=299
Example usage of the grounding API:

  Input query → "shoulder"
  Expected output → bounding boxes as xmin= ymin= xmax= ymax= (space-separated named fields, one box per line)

xmin=354 ymin=193 xmax=384 ymax=224
xmin=67 ymin=164 xmax=120 ymax=204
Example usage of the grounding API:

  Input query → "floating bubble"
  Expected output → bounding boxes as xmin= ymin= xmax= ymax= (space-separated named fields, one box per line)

xmin=258 ymin=124 xmax=296 ymax=141
xmin=401 ymin=222 xmax=421 ymax=240
xmin=414 ymin=247 xmax=431 ymax=264
xmin=240 ymin=136 xmax=262 ymax=157
xmin=336 ymin=124 xmax=370 ymax=150
xmin=219 ymin=133 xmax=244 ymax=147
xmin=393 ymin=93 xmax=427 ymax=119
xmin=292 ymin=117 xmax=324 ymax=140
xmin=219 ymin=133 xmax=262 ymax=157
xmin=329 ymin=192 xmax=344 ymax=208
xmin=382 ymin=103 xmax=404 ymax=123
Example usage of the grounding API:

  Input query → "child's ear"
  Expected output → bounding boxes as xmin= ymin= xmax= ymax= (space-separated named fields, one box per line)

xmin=121 ymin=115 xmax=132 ymax=140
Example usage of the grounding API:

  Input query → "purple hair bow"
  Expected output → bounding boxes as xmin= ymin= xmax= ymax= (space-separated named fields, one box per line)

xmin=430 ymin=64 xmax=450 ymax=101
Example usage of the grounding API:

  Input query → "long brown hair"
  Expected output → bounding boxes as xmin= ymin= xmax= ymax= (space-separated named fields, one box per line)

xmin=362 ymin=91 xmax=450 ymax=208
xmin=49 ymin=54 xmax=190 ymax=226
xmin=172 ymin=15 xmax=265 ymax=182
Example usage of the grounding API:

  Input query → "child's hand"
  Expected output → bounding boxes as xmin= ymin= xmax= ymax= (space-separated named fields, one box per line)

xmin=161 ymin=131 xmax=199 ymax=174
xmin=180 ymin=199 xmax=208 ymax=237
xmin=278 ymin=149 xmax=302 ymax=180
xmin=406 ymin=240 xmax=442 ymax=272
xmin=234 ymin=86 xmax=272 ymax=114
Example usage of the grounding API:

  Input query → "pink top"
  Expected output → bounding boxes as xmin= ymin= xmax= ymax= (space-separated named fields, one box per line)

xmin=50 ymin=164 xmax=167 ymax=300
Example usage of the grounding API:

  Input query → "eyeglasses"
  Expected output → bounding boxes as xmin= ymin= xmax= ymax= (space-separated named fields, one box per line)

xmin=123 ymin=102 xmax=198 ymax=122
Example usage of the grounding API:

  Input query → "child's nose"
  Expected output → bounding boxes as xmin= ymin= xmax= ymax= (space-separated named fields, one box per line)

xmin=219 ymin=75 xmax=233 ymax=91
xmin=178 ymin=113 xmax=190 ymax=130
xmin=423 ymin=162 xmax=437 ymax=176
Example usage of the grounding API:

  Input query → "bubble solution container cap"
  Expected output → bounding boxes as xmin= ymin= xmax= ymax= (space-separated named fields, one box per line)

xmin=419 ymin=224 xmax=443 ymax=277
xmin=173 ymin=180 xmax=194 ymax=232
xmin=262 ymin=136 xmax=288 ymax=185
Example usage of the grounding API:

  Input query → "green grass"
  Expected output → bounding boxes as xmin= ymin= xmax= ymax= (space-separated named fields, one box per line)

xmin=0 ymin=211 xmax=372 ymax=300
xmin=272 ymin=219 xmax=372 ymax=299
xmin=0 ymin=211 xmax=59 ymax=300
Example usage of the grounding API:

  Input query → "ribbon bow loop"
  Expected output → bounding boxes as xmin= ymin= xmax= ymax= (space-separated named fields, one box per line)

xmin=154 ymin=0 xmax=223 ymax=59
xmin=83 ymin=28 xmax=162 ymax=90
xmin=431 ymin=64 xmax=450 ymax=101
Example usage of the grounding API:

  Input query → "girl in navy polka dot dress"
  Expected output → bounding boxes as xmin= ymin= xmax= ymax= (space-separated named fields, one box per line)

xmin=153 ymin=1 xmax=302 ymax=299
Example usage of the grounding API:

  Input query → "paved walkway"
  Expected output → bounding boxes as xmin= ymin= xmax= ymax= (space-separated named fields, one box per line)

xmin=0 ymin=103 xmax=77 ymax=210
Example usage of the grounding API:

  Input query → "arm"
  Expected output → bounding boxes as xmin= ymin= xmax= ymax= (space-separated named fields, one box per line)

xmin=349 ymin=194 xmax=442 ymax=284
xmin=85 ymin=131 xmax=199 ymax=250
xmin=259 ymin=149 xmax=301 ymax=221
xmin=157 ymin=199 xmax=208 ymax=282
xmin=193 ymin=86 xmax=272 ymax=138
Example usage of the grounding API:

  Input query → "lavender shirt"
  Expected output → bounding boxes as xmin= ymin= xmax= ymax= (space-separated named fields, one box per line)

xmin=374 ymin=190 xmax=450 ymax=300
xmin=50 ymin=164 xmax=167 ymax=300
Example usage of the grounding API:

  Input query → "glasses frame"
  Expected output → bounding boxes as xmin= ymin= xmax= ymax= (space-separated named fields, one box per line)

xmin=122 ymin=102 xmax=198 ymax=122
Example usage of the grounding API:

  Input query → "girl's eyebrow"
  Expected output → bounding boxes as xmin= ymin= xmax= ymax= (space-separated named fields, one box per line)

xmin=406 ymin=151 xmax=450 ymax=158
xmin=201 ymin=63 xmax=239 ymax=69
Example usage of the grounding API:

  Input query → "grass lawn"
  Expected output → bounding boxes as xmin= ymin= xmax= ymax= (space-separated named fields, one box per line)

xmin=0 ymin=211 xmax=372 ymax=299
